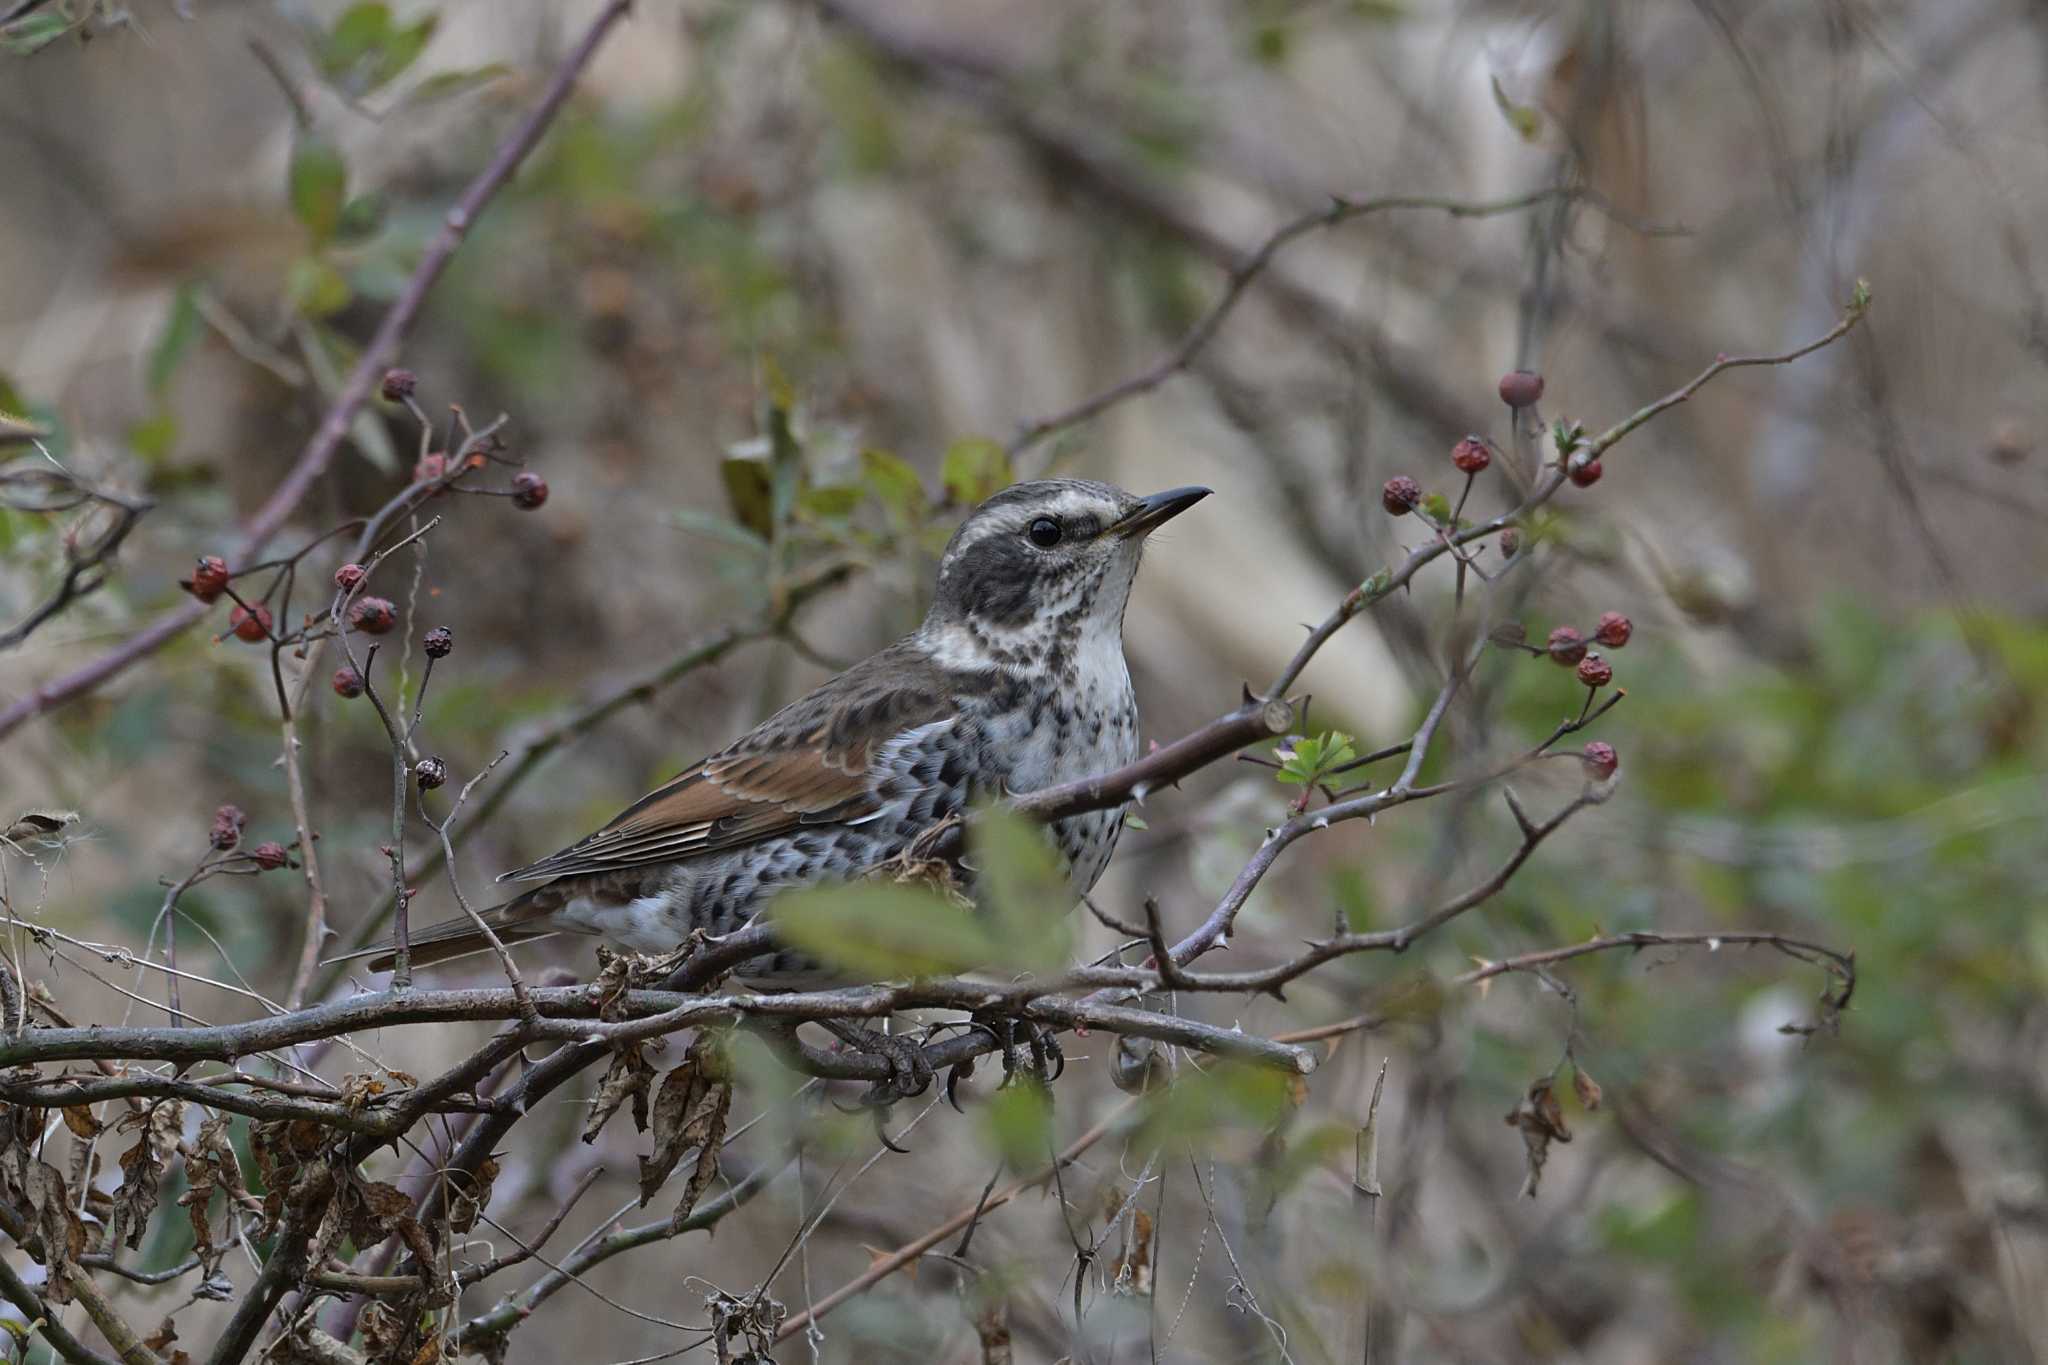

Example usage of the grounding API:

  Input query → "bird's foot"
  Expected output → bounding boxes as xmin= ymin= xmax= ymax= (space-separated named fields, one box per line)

xmin=973 ymin=1014 xmax=1064 ymax=1091
xmin=824 ymin=1020 xmax=934 ymax=1104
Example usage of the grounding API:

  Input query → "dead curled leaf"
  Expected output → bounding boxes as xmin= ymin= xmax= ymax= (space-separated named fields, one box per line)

xmin=637 ymin=1031 xmax=734 ymax=1226
xmin=22 ymin=1161 xmax=87 ymax=1299
xmin=1504 ymin=1079 xmax=1572 ymax=1199
xmin=1108 ymin=1207 xmax=1155 ymax=1297
xmin=1573 ymin=1063 xmax=1603 ymax=1111
xmin=583 ymin=1041 xmax=656 ymax=1144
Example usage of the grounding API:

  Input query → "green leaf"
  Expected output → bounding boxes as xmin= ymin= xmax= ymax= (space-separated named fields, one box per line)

xmin=1490 ymin=75 xmax=1543 ymax=142
xmin=860 ymin=449 xmax=926 ymax=524
xmin=0 ymin=13 xmax=69 ymax=56
xmin=971 ymin=807 xmax=1074 ymax=973
xmin=321 ymin=3 xmax=394 ymax=75
xmin=1421 ymin=492 xmax=1452 ymax=524
xmin=798 ymin=483 xmax=863 ymax=521
xmin=127 ymin=411 xmax=178 ymax=464
xmin=720 ymin=458 xmax=775 ymax=540
xmin=774 ymin=882 xmax=1001 ymax=979
xmin=148 ymin=283 xmax=203 ymax=396
xmin=317 ymin=4 xmax=435 ymax=95
xmin=394 ymin=63 xmax=512 ymax=111
xmin=941 ymin=438 xmax=1011 ymax=507
xmin=335 ymin=192 xmax=387 ymax=243
xmin=672 ymin=507 xmax=769 ymax=555
xmin=982 ymin=1082 xmax=1053 ymax=1169
xmin=289 ymin=135 xmax=349 ymax=244
xmin=286 ymin=257 xmax=351 ymax=318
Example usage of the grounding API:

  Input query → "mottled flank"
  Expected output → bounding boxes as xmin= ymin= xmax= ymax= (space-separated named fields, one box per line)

xmin=348 ymin=479 xmax=1207 ymax=984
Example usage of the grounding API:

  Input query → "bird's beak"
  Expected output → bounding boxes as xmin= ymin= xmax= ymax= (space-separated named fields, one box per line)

xmin=1114 ymin=485 xmax=1213 ymax=538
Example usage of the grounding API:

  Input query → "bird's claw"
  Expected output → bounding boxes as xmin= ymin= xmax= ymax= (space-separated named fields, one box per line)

xmin=829 ymin=1022 xmax=934 ymax=1103
xmin=972 ymin=1015 xmax=1064 ymax=1090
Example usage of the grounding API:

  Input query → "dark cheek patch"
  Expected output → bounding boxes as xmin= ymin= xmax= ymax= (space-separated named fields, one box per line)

xmin=946 ymin=538 xmax=1037 ymax=625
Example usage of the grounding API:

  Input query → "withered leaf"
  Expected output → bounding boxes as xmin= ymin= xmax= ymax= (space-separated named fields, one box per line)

xmin=583 ymin=1042 xmax=655 ymax=1144
xmin=1504 ymin=1079 xmax=1572 ymax=1199
xmin=446 ymin=1156 xmax=498 ymax=1235
xmin=638 ymin=1033 xmax=734 ymax=1221
xmin=22 ymin=1161 xmax=86 ymax=1300
xmin=1572 ymin=1064 xmax=1604 ymax=1112
xmin=59 ymin=1104 xmax=102 ymax=1140
xmin=1108 ymin=1207 xmax=1154 ymax=1297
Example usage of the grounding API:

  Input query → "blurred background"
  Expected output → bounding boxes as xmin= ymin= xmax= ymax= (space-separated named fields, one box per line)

xmin=4 ymin=0 xmax=2048 ymax=1361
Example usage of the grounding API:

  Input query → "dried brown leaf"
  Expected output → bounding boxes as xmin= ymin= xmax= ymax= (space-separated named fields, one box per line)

xmin=583 ymin=1042 xmax=655 ymax=1144
xmin=1504 ymin=1079 xmax=1572 ymax=1199
xmin=59 ymin=1104 xmax=102 ymax=1140
xmin=22 ymin=1161 xmax=85 ymax=1301
xmin=1572 ymin=1064 xmax=1603 ymax=1112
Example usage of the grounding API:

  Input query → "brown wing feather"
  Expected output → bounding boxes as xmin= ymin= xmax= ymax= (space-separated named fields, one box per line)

xmin=499 ymin=644 xmax=960 ymax=883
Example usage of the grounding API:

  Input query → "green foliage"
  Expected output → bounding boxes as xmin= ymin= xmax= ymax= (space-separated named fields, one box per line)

xmin=315 ymin=3 xmax=438 ymax=98
xmin=940 ymin=438 xmax=1013 ymax=508
xmin=289 ymin=134 xmax=350 ymax=245
xmin=981 ymin=1081 xmax=1053 ymax=1169
xmin=773 ymin=882 xmax=997 ymax=980
xmin=1274 ymin=730 xmax=1355 ymax=787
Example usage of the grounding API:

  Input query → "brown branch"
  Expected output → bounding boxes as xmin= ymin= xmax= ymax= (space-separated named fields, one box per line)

xmin=0 ymin=0 xmax=638 ymax=742
xmin=0 ymin=1256 xmax=125 ymax=1365
xmin=0 ymin=458 xmax=152 ymax=651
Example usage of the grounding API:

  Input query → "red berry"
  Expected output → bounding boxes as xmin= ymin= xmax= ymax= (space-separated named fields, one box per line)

xmin=1451 ymin=435 xmax=1491 ymax=475
xmin=1498 ymin=527 xmax=1521 ymax=557
xmin=380 ymin=368 xmax=417 ymax=402
xmin=209 ymin=804 xmax=245 ymax=851
xmin=229 ymin=603 xmax=272 ymax=642
xmin=1580 ymin=741 xmax=1618 ymax=781
xmin=1546 ymin=626 xmax=1586 ymax=666
xmin=334 ymin=563 xmax=366 ymax=592
xmin=349 ymin=597 xmax=397 ymax=635
xmin=1568 ymin=457 xmax=1603 ymax=488
xmin=413 ymin=451 xmax=449 ymax=486
xmin=511 ymin=471 xmax=549 ymax=510
xmin=1381 ymin=476 xmax=1422 ymax=516
xmin=414 ymin=756 xmax=449 ymax=791
xmin=1576 ymin=654 xmax=1614 ymax=688
xmin=1498 ymin=369 xmax=1545 ymax=408
xmin=187 ymin=555 xmax=231 ymax=603
xmin=422 ymin=626 xmax=453 ymax=659
xmin=250 ymin=842 xmax=289 ymax=871
xmin=331 ymin=666 xmax=364 ymax=699
xmin=1594 ymin=612 xmax=1632 ymax=648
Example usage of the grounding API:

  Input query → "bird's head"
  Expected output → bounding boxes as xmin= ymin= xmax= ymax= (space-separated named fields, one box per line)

xmin=922 ymin=478 xmax=1210 ymax=675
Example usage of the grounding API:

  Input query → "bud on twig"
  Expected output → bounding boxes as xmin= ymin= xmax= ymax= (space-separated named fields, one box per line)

xmin=1593 ymin=612 xmax=1632 ymax=648
xmin=415 ymin=756 xmax=449 ymax=791
xmin=423 ymin=626 xmax=453 ymax=659
xmin=228 ymin=604 xmax=272 ymax=642
xmin=250 ymin=842 xmax=290 ymax=871
xmin=186 ymin=556 xmax=230 ymax=603
xmin=380 ymin=368 xmax=417 ymax=402
xmin=1498 ymin=369 xmax=1545 ymax=408
xmin=334 ymin=563 xmax=366 ymax=592
xmin=1580 ymin=741 xmax=1618 ymax=781
xmin=1452 ymin=436 xmax=1491 ymax=474
xmin=1576 ymin=654 xmax=1614 ymax=689
xmin=331 ymin=666 xmax=365 ymax=699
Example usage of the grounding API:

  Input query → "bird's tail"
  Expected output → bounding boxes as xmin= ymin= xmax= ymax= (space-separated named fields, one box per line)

xmin=325 ymin=890 xmax=562 ymax=973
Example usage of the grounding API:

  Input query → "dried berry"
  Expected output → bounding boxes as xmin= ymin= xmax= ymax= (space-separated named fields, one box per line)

xmin=1568 ymin=457 xmax=1604 ymax=488
xmin=1580 ymin=741 xmax=1619 ymax=781
xmin=1498 ymin=369 xmax=1545 ymax=408
xmin=209 ymin=804 xmax=245 ymax=851
xmin=228 ymin=603 xmax=272 ymax=642
xmin=187 ymin=555 xmax=231 ymax=603
xmin=415 ymin=756 xmax=449 ymax=791
xmin=1594 ymin=612 xmax=1633 ymax=648
xmin=422 ymin=626 xmax=453 ymax=659
xmin=334 ymin=563 xmax=366 ymax=592
xmin=1451 ymin=435 xmax=1491 ymax=474
xmin=1576 ymin=654 xmax=1614 ymax=689
xmin=349 ymin=597 xmax=397 ymax=635
xmin=331 ymin=666 xmax=365 ymax=699
xmin=1498 ymin=527 xmax=1521 ymax=558
xmin=1381 ymin=476 xmax=1422 ymax=516
xmin=1546 ymin=626 xmax=1587 ymax=666
xmin=510 ymin=471 xmax=549 ymax=510
xmin=380 ymin=368 xmax=417 ymax=402
xmin=250 ymin=842 xmax=290 ymax=871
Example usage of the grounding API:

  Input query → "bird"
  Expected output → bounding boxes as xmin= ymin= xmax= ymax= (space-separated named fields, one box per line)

xmin=343 ymin=478 xmax=1210 ymax=990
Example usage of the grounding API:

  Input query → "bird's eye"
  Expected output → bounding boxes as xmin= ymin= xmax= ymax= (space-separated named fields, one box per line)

xmin=1027 ymin=517 xmax=1063 ymax=548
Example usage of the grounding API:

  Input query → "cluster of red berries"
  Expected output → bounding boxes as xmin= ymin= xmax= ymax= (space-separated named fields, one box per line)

xmin=1544 ymin=612 xmax=1631 ymax=690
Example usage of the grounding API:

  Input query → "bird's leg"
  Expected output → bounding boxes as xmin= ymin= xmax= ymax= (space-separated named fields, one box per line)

xmin=822 ymin=1017 xmax=934 ymax=1103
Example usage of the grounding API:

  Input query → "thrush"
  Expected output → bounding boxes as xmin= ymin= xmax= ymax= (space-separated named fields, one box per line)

xmin=345 ymin=479 xmax=1209 ymax=987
